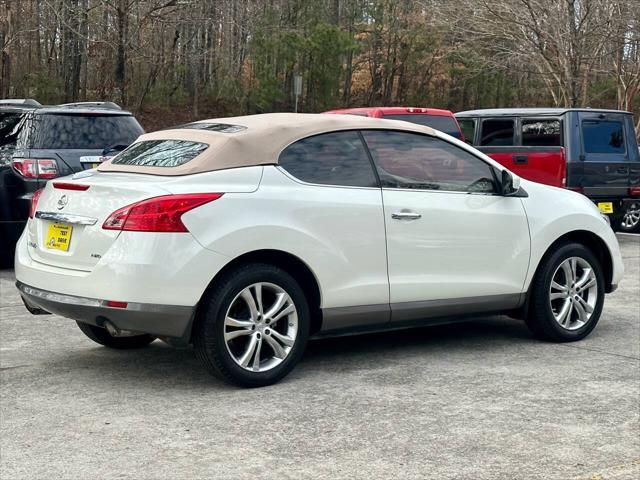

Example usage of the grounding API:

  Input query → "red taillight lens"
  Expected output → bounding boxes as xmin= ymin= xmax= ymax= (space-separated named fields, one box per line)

xmin=53 ymin=182 xmax=90 ymax=191
xmin=29 ymin=188 xmax=44 ymax=219
xmin=12 ymin=159 xmax=58 ymax=179
xmin=103 ymin=193 xmax=223 ymax=232
xmin=630 ymin=186 xmax=640 ymax=197
xmin=105 ymin=300 xmax=128 ymax=309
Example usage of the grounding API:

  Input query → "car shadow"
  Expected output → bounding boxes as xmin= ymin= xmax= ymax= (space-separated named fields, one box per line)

xmin=35 ymin=315 xmax=534 ymax=390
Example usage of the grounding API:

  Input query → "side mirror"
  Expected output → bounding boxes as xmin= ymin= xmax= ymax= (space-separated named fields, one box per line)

xmin=500 ymin=169 xmax=521 ymax=196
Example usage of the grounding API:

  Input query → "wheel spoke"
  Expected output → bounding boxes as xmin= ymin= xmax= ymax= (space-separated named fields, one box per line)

xmin=225 ymin=316 xmax=254 ymax=328
xmin=579 ymin=277 xmax=597 ymax=291
xmin=269 ymin=329 xmax=294 ymax=347
xmin=264 ymin=293 xmax=288 ymax=320
xmin=561 ymin=261 xmax=574 ymax=285
xmin=550 ymin=292 xmax=568 ymax=300
xmin=562 ymin=302 xmax=574 ymax=326
xmin=575 ymin=268 xmax=594 ymax=288
xmin=252 ymin=337 xmax=262 ymax=371
xmin=263 ymin=333 xmax=287 ymax=359
xmin=570 ymin=258 xmax=578 ymax=283
xmin=253 ymin=284 xmax=264 ymax=315
xmin=573 ymin=299 xmax=587 ymax=323
xmin=241 ymin=288 xmax=259 ymax=321
xmin=238 ymin=334 xmax=258 ymax=367
xmin=271 ymin=304 xmax=295 ymax=324
xmin=225 ymin=328 xmax=253 ymax=341
xmin=556 ymin=298 xmax=572 ymax=325
xmin=575 ymin=295 xmax=594 ymax=313
xmin=551 ymin=280 xmax=568 ymax=292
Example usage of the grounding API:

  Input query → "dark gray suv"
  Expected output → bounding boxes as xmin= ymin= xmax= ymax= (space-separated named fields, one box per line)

xmin=0 ymin=99 xmax=144 ymax=267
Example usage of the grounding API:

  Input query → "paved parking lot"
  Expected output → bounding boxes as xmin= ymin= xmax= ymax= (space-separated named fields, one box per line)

xmin=1 ymin=234 xmax=638 ymax=480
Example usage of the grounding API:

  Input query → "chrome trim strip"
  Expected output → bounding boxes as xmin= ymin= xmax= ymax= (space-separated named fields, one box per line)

xmin=18 ymin=282 xmax=102 ymax=307
xmin=35 ymin=211 xmax=98 ymax=226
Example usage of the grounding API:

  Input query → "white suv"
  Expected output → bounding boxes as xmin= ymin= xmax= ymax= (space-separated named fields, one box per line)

xmin=15 ymin=113 xmax=623 ymax=387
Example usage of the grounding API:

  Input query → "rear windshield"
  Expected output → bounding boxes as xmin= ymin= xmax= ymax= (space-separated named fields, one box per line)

xmin=31 ymin=114 xmax=143 ymax=149
xmin=111 ymin=140 xmax=208 ymax=167
xmin=383 ymin=114 xmax=462 ymax=139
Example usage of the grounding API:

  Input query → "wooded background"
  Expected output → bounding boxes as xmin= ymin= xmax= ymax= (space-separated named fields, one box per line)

xmin=1 ymin=0 xmax=639 ymax=130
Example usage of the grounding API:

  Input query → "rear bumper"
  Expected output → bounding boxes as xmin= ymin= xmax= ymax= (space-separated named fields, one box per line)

xmin=17 ymin=281 xmax=195 ymax=338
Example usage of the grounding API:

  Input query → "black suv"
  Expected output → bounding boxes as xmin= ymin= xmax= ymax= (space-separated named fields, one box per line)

xmin=0 ymin=99 xmax=144 ymax=267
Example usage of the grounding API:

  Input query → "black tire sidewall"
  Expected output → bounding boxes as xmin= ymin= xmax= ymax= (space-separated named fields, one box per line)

xmin=195 ymin=264 xmax=310 ymax=387
xmin=530 ymin=243 xmax=605 ymax=342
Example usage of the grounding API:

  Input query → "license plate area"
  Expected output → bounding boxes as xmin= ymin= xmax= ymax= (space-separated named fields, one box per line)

xmin=597 ymin=202 xmax=614 ymax=214
xmin=46 ymin=223 xmax=73 ymax=251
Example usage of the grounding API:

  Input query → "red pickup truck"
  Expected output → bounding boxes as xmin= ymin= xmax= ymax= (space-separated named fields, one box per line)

xmin=455 ymin=108 xmax=640 ymax=233
xmin=325 ymin=106 xmax=464 ymax=140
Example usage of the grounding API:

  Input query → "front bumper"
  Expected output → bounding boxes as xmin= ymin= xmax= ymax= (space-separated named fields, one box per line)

xmin=17 ymin=281 xmax=195 ymax=339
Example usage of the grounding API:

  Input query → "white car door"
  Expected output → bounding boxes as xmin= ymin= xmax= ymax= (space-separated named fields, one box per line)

xmin=361 ymin=130 xmax=530 ymax=321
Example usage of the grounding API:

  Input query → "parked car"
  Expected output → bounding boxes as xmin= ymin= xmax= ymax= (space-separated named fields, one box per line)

xmin=0 ymin=99 xmax=144 ymax=267
xmin=324 ymin=106 xmax=464 ymax=139
xmin=15 ymin=113 xmax=623 ymax=387
xmin=455 ymin=108 xmax=640 ymax=233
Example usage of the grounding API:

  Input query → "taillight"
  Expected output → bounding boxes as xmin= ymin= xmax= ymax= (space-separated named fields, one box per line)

xmin=12 ymin=158 xmax=58 ymax=179
xmin=29 ymin=188 xmax=44 ymax=218
xmin=630 ymin=186 xmax=640 ymax=197
xmin=53 ymin=182 xmax=90 ymax=191
xmin=103 ymin=193 xmax=223 ymax=232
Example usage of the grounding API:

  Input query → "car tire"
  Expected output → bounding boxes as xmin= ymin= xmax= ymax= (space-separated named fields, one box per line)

xmin=193 ymin=263 xmax=310 ymax=387
xmin=76 ymin=321 xmax=156 ymax=349
xmin=617 ymin=201 xmax=640 ymax=233
xmin=525 ymin=242 xmax=605 ymax=342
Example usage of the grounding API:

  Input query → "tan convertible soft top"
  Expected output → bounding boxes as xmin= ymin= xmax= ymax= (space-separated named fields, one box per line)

xmin=98 ymin=112 xmax=438 ymax=176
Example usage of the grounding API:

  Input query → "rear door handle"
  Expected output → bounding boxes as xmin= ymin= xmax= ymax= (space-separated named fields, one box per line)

xmin=617 ymin=167 xmax=629 ymax=174
xmin=513 ymin=155 xmax=528 ymax=165
xmin=391 ymin=211 xmax=422 ymax=220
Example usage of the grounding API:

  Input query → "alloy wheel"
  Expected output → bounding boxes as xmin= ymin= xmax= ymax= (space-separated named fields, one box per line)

xmin=621 ymin=202 xmax=640 ymax=230
xmin=223 ymin=282 xmax=298 ymax=372
xmin=549 ymin=257 xmax=598 ymax=330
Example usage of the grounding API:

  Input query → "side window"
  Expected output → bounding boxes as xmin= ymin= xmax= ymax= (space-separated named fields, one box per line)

xmin=278 ymin=131 xmax=378 ymax=187
xmin=582 ymin=120 xmax=625 ymax=155
xmin=457 ymin=119 xmax=476 ymax=145
xmin=480 ymin=119 xmax=515 ymax=146
xmin=362 ymin=130 xmax=496 ymax=193
xmin=522 ymin=119 xmax=561 ymax=146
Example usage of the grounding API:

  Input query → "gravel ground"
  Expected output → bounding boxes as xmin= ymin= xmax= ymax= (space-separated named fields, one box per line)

xmin=1 ymin=234 xmax=638 ymax=480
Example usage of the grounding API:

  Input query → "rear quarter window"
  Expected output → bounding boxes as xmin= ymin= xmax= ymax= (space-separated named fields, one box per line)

xmin=111 ymin=140 xmax=208 ymax=167
xmin=0 ymin=112 xmax=28 ymax=150
xmin=278 ymin=131 xmax=378 ymax=187
xmin=480 ymin=119 xmax=515 ymax=146
xmin=522 ymin=119 xmax=561 ymax=146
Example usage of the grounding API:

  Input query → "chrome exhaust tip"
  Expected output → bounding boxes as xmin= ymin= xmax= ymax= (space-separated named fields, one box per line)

xmin=103 ymin=320 xmax=142 ymax=337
